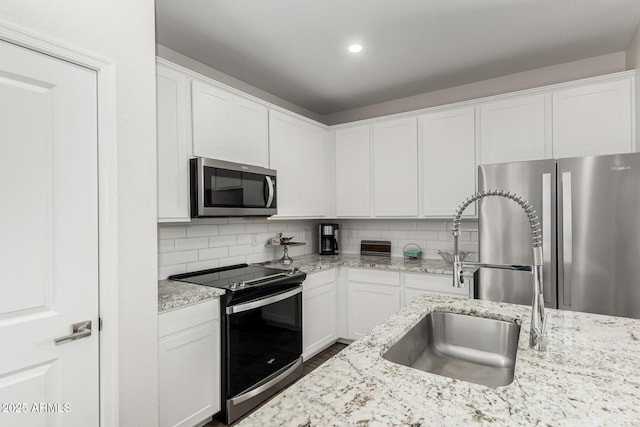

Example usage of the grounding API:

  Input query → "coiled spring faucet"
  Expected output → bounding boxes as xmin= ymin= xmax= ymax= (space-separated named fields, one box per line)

xmin=452 ymin=190 xmax=547 ymax=351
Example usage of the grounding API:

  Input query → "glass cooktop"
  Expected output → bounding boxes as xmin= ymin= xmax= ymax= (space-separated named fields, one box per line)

xmin=168 ymin=264 xmax=301 ymax=291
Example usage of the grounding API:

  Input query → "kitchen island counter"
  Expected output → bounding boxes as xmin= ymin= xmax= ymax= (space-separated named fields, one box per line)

xmin=238 ymin=295 xmax=640 ymax=426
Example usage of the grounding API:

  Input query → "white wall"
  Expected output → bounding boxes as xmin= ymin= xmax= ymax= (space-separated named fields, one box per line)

xmin=0 ymin=2 xmax=159 ymax=426
xmin=157 ymin=44 xmax=325 ymax=123
xmin=158 ymin=220 xmax=319 ymax=279
xmin=323 ymin=52 xmax=627 ymax=125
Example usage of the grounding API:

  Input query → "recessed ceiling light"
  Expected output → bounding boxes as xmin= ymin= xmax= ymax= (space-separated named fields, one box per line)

xmin=348 ymin=44 xmax=363 ymax=53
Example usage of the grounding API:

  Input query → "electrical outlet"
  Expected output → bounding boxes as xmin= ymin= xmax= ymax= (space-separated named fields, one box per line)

xmin=251 ymin=234 xmax=259 ymax=246
xmin=348 ymin=230 xmax=355 ymax=239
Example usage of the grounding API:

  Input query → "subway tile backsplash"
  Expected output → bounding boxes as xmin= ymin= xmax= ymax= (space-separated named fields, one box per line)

xmin=157 ymin=219 xmax=319 ymax=279
xmin=157 ymin=218 xmax=479 ymax=279
xmin=338 ymin=219 xmax=478 ymax=260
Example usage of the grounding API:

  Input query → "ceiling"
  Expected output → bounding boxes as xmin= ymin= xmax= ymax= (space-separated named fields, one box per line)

xmin=155 ymin=0 xmax=640 ymax=116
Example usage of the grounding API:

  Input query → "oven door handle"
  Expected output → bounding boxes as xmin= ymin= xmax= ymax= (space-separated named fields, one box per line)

xmin=226 ymin=287 xmax=302 ymax=315
xmin=229 ymin=357 xmax=303 ymax=406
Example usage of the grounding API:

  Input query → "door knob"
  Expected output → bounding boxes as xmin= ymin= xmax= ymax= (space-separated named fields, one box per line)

xmin=54 ymin=320 xmax=92 ymax=345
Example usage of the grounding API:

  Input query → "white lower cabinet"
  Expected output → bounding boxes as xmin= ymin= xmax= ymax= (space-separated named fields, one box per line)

xmin=159 ymin=300 xmax=220 ymax=427
xmin=403 ymin=272 xmax=471 ymax=306
xmin=302 ymin=269 xmax=337 ymax=359
xmin=347 ymin=269 xmax=401 ymax=340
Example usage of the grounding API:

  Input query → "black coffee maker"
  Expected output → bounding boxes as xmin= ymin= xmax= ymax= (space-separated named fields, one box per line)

xmin=318 ymin=223 xmax=339 ymax=255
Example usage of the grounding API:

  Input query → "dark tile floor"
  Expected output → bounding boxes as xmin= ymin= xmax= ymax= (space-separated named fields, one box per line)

xmin=205 ymin=342 xmax=348 ymax=427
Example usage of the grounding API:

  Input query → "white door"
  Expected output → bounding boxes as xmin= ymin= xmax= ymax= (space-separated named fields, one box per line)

xmin=0 ymin=40 xmax=99 ymax=426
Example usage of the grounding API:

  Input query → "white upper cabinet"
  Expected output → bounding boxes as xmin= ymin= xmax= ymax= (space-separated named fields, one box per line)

xmin=335 ymin=125 xmax=371 ymax=217
xmin=479 ymin=94 xmax=546 ymax=165
xmin=191 ymin=80 xmax=231 ymax=159
xmin=372 ymin=117 xmax=419 ymax=216
xmin=419 ymin=107 xmax=476 ymax=217
xmin=192 ymin=79 xmax=268 ymax=167
xmin=230 ymin=96 xmax=269 ymax=166
xmin=156 ymin=63 xmax=191 ymax=222
xmin=269 ymin=110 xmax=328 ymax=217
xmin=552 ymin=78 xmax=633 ymax=159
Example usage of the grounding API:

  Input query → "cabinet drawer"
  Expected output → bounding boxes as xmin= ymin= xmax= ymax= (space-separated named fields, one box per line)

xmin=159 ymin=299 xmax=219 ymax=338
xmin=348 ymin=268 xmax=400 ymax=286
xmin=304 ymin=269 xmax=336 ymax=290
xmin=404 ymin=272 xmax=468 ymax=296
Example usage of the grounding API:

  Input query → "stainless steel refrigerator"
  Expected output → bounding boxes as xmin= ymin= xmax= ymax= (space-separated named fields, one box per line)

xmin=477 ymin=152 xmax=640 ymax=319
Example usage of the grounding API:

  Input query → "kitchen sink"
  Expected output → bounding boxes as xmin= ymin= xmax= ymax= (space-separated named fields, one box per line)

xmin=382 ymin=311 xmax=520 ymax=387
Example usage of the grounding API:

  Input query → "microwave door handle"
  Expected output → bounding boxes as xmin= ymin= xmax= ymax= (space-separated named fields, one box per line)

xmin=265 ymin=176 xmax=274 ymax=208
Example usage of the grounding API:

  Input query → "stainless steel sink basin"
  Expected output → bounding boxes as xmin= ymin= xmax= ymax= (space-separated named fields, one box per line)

xmin=382 ymin=311 xmax=520 ymax=387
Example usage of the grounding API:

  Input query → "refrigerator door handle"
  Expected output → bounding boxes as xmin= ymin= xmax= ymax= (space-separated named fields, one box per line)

xmin=542 ymin=173 xmax=552 ymax=305
xmin=561 ymin=171 xmax=573 ymax=306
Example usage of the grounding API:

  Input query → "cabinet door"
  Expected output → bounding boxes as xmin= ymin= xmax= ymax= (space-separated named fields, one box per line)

xmin=348 ymin=282 xmax=400 ymax=340
xmin=420 ymin=107 xmax=475 ymax=217
xmin=269 ymin=110 xmax=298 ymax=216
xmin=159 ymin=320 xmax=220 ymax=427
xmin=335 ymin=125 xmax=371 ymax=217
xmin=191 ymin=79 xmax=232 ymax=159
xmin=552 ymin=79 xmax=633 ymax=159
xmin=479 ymin=95 xmax=546 ymax=165
xmin=297 ymin=122 xmax=327 ymax=217
xmin=269 ymin=110 xmax=327 ymax=217
xmin=156 ymin=64 xmax=191 ymax=222
xmin=303 ymin=281 xmax=337 ymax=359
xmin=372 ymin=117 xmax=418 ymax=216
xmin=231 ymin=96 xmax=269 ymax=167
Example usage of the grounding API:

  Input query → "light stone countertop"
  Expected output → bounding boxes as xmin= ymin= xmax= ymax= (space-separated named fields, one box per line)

xmin=239 ymin=294 xmax=640 ymax=426
xmin=158 ymin=279 xmax=225 ymax=312
xmin=158 ymin=254 xmax=465 ymax=312
xmin=257 ymin=253 xmax=466 ymax=276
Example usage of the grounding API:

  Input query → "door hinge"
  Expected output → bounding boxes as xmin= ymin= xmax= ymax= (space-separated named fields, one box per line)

xmin=99 ymin=317 xmax=103 ymax=331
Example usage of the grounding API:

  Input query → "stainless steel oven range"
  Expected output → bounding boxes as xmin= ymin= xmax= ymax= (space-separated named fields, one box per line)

xmin=169 ymin=264 xmax=306 ymax=425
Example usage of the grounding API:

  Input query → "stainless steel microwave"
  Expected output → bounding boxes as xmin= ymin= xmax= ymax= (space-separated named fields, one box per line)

xmin=190 ymin=158 xmax=277 ymax=217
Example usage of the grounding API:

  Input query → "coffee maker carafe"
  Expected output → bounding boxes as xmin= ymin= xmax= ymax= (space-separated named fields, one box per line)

xmin=319 ymin=223 xmax=339 ymax=255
